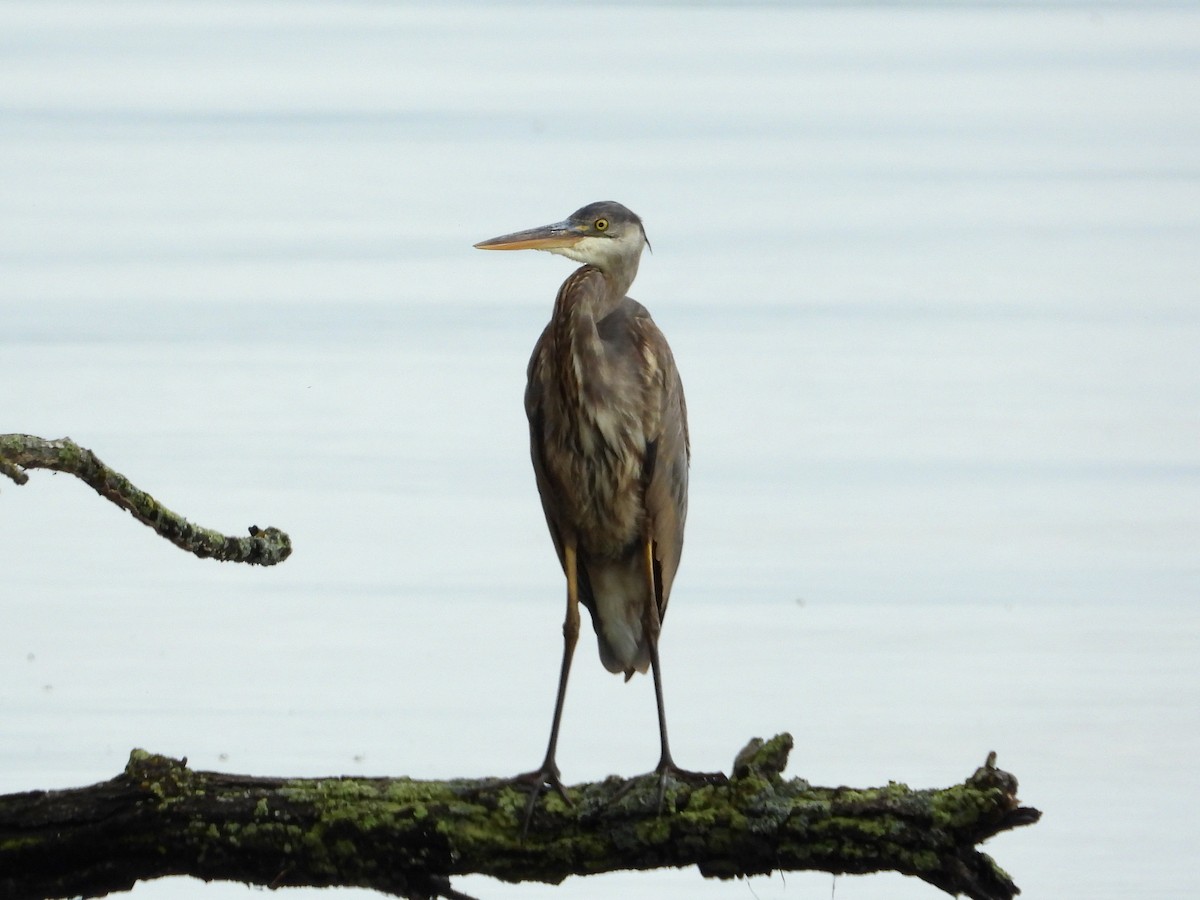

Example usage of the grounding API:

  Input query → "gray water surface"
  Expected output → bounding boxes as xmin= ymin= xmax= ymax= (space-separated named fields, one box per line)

xmin=2 ymin=4 xmax=1198 ymax=899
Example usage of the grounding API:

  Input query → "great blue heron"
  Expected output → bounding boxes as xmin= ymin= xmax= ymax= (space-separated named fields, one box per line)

xmin=475 ymin=201 xmax=710 ymax=816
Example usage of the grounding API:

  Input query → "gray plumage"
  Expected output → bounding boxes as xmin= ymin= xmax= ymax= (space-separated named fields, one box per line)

xmin=475 ymin=201 xmax=703 ymax=813
xmin=525 ymin=259 xmax=689 ymax=677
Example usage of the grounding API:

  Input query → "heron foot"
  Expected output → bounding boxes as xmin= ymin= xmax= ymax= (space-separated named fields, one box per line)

xmin=614 ymin=760 xmax=727 ymax=813
xmin=505 ymin=763 xmax=572 ymax=837
xmin=653 ymin=760 xmax=728 ymax=811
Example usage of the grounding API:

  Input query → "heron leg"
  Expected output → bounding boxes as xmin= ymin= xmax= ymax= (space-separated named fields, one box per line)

xmin=641 ymin=539 xmax=726 ymax=810
xmin=642 ymin=539 xmax=675 ymax=773
xmin=537 ymin=542 xmax=581 ymax=786
xmin=511 ymin=543 xmax=580 ymax=833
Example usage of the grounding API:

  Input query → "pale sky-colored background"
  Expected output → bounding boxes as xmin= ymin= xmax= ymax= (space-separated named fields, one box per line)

xmin=2 ymin=3 xmax=1198 ymax=899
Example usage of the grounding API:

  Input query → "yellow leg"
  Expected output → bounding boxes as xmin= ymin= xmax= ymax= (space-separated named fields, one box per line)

xmin=564 ymin=544 xmax=581 ymax=645
xmin=642 ymin=539 xmax=676 ymax=782
xmin=600 ymin=539 xmax=726 ymax=813
xmin=541 ymin=543 xmax=580 ymax=773
xmin=642 ymin=538 xmax=661 ymax=638
xmin=517 ymin=544 xmax=580 ymax=834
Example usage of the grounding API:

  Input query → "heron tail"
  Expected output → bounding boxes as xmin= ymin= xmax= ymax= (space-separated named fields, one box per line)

xmin=580 ymin=557 xmax=652 ymax=677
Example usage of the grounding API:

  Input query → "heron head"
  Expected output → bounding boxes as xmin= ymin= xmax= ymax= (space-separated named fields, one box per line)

xmin=474 ymin=201 xmax=651 ymax=273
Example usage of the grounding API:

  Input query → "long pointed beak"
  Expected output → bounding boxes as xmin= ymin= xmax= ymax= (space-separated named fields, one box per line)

xmin=473 ymin=220 xmax=583 ymax=251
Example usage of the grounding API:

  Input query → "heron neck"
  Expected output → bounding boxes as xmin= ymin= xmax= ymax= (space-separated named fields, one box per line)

xmin=550 ymin=265 xmax=624 ymax=373
xmin=567 ymin=263 xmax=637 ymax=317
xmin=550 ymin=267 xmax=624 ymax=417
xmin=602 ymin=256 xmax=640 ymax=301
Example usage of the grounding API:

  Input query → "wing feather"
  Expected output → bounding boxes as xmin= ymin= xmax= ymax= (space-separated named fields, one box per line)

xmin=631 ymin=308 xmax=689 ymax=622
xmin=525 ymin=287 xmax=689 ymax=672
xmin=524 ymin=323 xmax=568 ymax=571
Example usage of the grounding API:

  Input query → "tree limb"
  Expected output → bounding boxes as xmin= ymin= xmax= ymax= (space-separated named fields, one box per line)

xmin=0 ymin=433 xmax=291 ymax=566
xmin=0 ymin=734 xmax=1039 ymax=900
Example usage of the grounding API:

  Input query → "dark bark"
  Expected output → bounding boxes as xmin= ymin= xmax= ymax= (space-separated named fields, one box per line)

xmin=0 ymin=735 xmax=1039 ymax=900
xmin=0 ymin=434 xmax=291 ymax=566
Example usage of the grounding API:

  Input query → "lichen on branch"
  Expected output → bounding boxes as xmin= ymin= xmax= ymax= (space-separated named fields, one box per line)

xmin=0 ymin=734 xmax=1039 ymax=900
xmin=0 ymin=433 xmax=291 ymax=566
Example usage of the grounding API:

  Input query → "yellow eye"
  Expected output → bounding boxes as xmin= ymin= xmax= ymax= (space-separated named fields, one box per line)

xmin=594 ymin=218 xmax=609 ymax=232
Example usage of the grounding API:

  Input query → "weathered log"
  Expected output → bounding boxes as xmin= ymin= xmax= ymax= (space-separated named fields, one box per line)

xmin=0 ymin=433 xmax=291 ymax=565
xmin=0 ymin=735 xmax=1038 ymax=900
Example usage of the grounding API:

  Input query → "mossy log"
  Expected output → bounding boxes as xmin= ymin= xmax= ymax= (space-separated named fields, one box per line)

xmin=0 ymin=734 xmax=1038 ymax=900
xmin=0 ymin=433 xmax=291 ymax=566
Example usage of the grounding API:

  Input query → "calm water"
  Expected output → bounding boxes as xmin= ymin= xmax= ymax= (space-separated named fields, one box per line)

xmin=2 ymin=4 xmax=1198 ymax=899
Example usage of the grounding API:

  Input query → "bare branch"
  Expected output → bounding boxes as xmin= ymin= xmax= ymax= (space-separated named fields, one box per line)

xmin=0 ymin=433 xmax=291 ymax=566
xmin=0 ymin=735 xmax=1039 ymax=900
